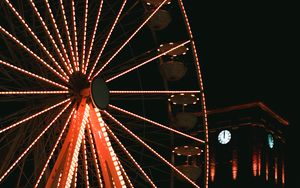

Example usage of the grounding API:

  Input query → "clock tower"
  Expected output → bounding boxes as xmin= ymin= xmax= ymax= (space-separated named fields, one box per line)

xmin=200 ymin=102 xmax=288 ymax=188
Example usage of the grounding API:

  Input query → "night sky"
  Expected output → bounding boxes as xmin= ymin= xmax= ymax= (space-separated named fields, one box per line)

xmin=186 ymin=1 xmax=298 ymax=187
xmin=0 ymin=1 xmax=298 ymax=187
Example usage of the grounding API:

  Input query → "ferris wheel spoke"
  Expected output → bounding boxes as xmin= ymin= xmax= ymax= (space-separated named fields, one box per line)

xmin=102 ymin=111 xmax=200 ymax=188
xmin=105 ymin=124 xmax=157 ymax=188
xmin=87 ymin=0 xmax=127 ymax=79
xmin=0 ymin=98 xmax=71 ymax=134
xmin=0 ymin=91 xmax=69 ymax=95
xmin=80 ymin=0 xmax=89 ymax=73
xmin=0 ymin=26 xmax=68 ymax=82
xmin=109 ymin=90 xmax=200 ymax=95
xmin=71 ymin=0 xmax=79 ymax=72
xmin=43 ymin=0 xmax=73 ymax=75
xmin=86 ymin=123 xmax=103 ymax=187
xmin=105 ymin=40 xmax=190 ymax=83
xmin=0 ymin=101 xmax=72 ymax=184
xmin=83 ymin=0 xmax=104 ymax=75
xmin=81 ymin=134 xmax=90 ymax=187
xmin=117 ymin=159 xmax=134 ymax=188
xmin=34 ymin=107 xmax=75 ymax=188
xmin=28 ymin=0 xmax=72 ymax=76
xmin=0 ymin=60 xmax=68 ymax=90
xmin=59 ymin=0 xmax=76 ymax=72
xmin=108 ymin=104 xmax=204 ymax=143
xmin=91 ymin=0 xmax=169 ymax=80
xmin=3 ymin=0 xmax=69 ymax=79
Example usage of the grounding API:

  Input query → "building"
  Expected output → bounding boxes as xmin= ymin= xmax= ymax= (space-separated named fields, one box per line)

xmin=206 ymin=102 xmax=288 ymax=188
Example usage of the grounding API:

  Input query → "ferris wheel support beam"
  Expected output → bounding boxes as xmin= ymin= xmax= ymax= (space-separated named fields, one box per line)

xmin=83 ymin=0 xmax=104 ymax=74
xmin=28 ymin=0 xmax=72 ymax=75
xmin=59 ymin=0 xmax=76 ymax=72
xmin=46 ymin=99 xmax=88 ymax=188
xmin=91 ymin=0 xmax=169 ymax=80
xmin=0 ymin=101 xmax=71 ymax=183
xmin=108 ymin=104 xmax=205 ymax=143
xmin=87 ymin=0 xmax=127 ymax=79
xmin=102 ymin=111 xmax=200 ymax=188
xmin=0 ymin=26 xmax=68 ymax=82
xmin=3 ymin=0 xmax=69 ymax=79
xmin=177 ymin=1 xmax=210 ymax=187
xmin=105 ymin=124 xmax=157 ymax=188
xmin=89 ymin=105 xmax=126 ymax=188
xmin=105 ymin=40 xmax=190 ymax=83
xmin=44 ymin=0 xmax=73 ymax=74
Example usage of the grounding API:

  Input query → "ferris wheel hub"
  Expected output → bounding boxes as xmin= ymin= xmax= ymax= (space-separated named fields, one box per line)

xmin=68 ymin=72 xmax=90 ymax=101
xmin=90 ymin=75 xmax=110 ymax=109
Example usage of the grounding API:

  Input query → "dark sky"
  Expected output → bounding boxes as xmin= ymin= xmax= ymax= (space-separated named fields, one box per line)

xmin=186 ymin=1 xmax=298 ymax=187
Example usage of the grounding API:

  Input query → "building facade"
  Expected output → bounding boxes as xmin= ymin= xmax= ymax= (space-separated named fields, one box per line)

xmin=206 ymin=102 xmax=288 ymax=188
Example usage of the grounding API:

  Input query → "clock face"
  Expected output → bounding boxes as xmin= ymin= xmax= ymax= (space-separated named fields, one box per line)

xmin=218 ymin=130 xmax=231 ymax=144
xmin=267 ymin=134 xmax=274 ymax=148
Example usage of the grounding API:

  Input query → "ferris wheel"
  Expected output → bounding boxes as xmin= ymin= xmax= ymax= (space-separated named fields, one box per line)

xmin=0 ymin=0 xmax=209 ymax=187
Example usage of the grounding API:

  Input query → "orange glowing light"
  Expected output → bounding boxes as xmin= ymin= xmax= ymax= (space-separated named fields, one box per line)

xmin=252 ymin=149 xmax=258 ymax=177
xmin=275 ymin=157 xmax=278 ymax=184
xmin=282 ymin=160 xmax=285 ymax=185
xmin=266 ymin=156 xmax=269 ymax=181
xmin=232 ymin=150 xmax=238 ymax=180
xmin=210 ymin=155 xmax=215 ymax=182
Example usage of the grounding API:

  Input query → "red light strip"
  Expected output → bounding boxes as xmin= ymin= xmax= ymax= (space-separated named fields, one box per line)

xmin=87 ymin=0 xmax=127 ymax=79
xmin=103 ymin=111 xmax=200 ymax=188
xmin=0 ymin=101 xmax=71 ymax=183
xmin=82 ymin=134 xmax=90 ymax=187
xmin=105 ymin=124 xmax=157 ymax=188
xmin=81 ymin=0 xmax=89 ymax=73
xmin=109 ymin=90 xmax=200 ymax=94
xmin=71 ymin=0 xmax=79 ymax=71
xmin=0 ymin=26 xmax=68 ymax=82
xmin=91 ymin=0 xmax=169 ymax=79
xmin=0 ymin=60 xmax=68 ymax=90
xmin=109 ymin=104 xmax=204 ymax=143
xmin=4 ymin=0 xmax=68 ymax=79
xmin=117 ymin=158 xmax=134 ymax=188
xmin=105 ymin=40 xmax=190 ymax=82
xmin=178 ymin=1 xmax=210 ymax=187
xmin=44 ymin=0 xmax=73 ymax=74
xmin=0 ymin=91 xmax=69 ymax=95
xmin=72 ymin=162 xmax=79 ymax=187
xmin=0 ymin=98 xmax=70 ymax=134
xmin=59 ymin=0 xmax=76 ymax=72
xmin=83 ymin=0 xmax=104 ymax=74
xmin=28 ymin=0 xmax=72 ymax=75
xmin=34 ymin=108 xmax=75 ymax=188
xmin=86 ymin=123 xmax=103 ymax=187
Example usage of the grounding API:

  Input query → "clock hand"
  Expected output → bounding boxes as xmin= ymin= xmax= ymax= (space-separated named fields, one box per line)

xmin=223 ymin=131 xmax=225 ymax=139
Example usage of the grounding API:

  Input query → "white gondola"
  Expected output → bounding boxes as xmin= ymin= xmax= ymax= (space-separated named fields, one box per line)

xmin=144 ymin=0 xmax=172 ymax=7
xmin=147 ymin=9 xmax=171 ymax=31
xmin=174 ymin=112 xmax=197 ymax=130
xmin=160 ymin=60 xmax=187 ymax=81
